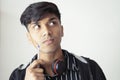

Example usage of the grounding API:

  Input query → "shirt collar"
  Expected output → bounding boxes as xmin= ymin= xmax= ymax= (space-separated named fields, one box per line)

xmin=30 ymin=49 xmax=80 ymax=71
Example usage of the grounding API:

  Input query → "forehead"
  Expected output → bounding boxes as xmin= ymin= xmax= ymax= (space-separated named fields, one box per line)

xmin=38 ymin=14 xmax=59 ymax=23
xmin=27 ymin=14 xmax=60 ymax=28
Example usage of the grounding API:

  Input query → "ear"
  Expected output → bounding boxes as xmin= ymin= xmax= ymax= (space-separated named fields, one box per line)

xmin=61 ymin=25 xmax=64 ymax=37
xmin=26 ymin=32 xmax=38 ymax=48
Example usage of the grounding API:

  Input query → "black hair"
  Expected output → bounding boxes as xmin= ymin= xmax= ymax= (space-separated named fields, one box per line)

xmin=20 ymin=1 xmax=61 ymax=29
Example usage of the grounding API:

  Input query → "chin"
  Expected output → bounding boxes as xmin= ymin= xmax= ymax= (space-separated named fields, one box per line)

xmin=42 ymin=47 xmax=57 ymax=54
xmin=41 ymin=43 xmax=61 ymax=53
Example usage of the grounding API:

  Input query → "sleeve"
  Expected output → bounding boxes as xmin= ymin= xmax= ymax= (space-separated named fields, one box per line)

xmin=9 ymin=68 xmax=26 ymax=80
xmin=88 ymin=59 xmax=106 ymax=80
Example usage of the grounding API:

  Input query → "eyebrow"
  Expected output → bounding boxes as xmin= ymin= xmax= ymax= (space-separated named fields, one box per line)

xmin=30 ymin=16 xmax=59 ymax=26
xmin=49 ymin=17 xmax=58 ymax=21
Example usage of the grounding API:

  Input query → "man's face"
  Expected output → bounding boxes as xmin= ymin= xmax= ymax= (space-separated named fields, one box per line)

xmin=27 ymin=14 xmax=63 ymax=53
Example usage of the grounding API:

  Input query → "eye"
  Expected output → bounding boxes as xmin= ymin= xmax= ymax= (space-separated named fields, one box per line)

xmin=33 ymin=25 xmax=41 ymax=30
xmin=49 ymin=21 xmax=57 ymax=26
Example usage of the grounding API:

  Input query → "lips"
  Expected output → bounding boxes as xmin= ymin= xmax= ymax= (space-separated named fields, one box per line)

xmin=43 ymin=38 xmax=54 ymax=45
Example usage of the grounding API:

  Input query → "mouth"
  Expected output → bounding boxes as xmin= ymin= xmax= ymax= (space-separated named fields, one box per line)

xmin=43 ymin=38 xmax=54 ymax=45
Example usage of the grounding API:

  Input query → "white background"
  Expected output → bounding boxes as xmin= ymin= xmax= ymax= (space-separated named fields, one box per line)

xmin=0 ymin=0 xmax=120 ymax=80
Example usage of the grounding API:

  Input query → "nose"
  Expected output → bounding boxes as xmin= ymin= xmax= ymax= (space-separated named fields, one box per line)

xmin=42 ymin=26 xmax=51 ymax=37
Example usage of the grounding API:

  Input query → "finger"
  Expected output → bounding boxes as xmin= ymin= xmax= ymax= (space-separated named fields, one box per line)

xmin=30 ymin=72 xmax=45 ymax=80
xmin=37 ymin=76 xmax=45 ymax=80
xmin=29 ymin=60 xmax=44 ymax=69
xmin=33 ymin=68 xmax=44 ymax=73
xmin=35 ymin=72 xmax=45 ymax=77
xmin=27 ymin=67 xmax=44 ymax=74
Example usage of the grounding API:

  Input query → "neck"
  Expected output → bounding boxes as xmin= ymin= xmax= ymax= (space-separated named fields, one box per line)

xmin=38 ymin=48 xmax=63 ymax=64
xmin=38 ymin=48 xmax=63 ymax=76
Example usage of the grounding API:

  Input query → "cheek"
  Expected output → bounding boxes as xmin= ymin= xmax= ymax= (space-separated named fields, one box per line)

xmin=31 ymin=33 xmax=40 ymax=42
xmin=54 ymin=30 xmax=62 ymax=38
xmin=54 ymin=27 xmax=63 ymax=37
xmin=54 ymin=30 xmax=63 ymax=43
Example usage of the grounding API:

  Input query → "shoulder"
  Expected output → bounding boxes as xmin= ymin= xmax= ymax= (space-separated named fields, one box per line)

xmin=9 ymin=64 xmax=29 ymax=80
xmin=71 ymin=53 xmax=98 ymax=66
xmin=9 ymin=54 xmax=37 ymax=80
xmin=63 ymin=49 xmax=101 ymax=66
xmin=75 ymin=55 xmax=106 ymax=80
xmin=9 ymin=55 xmax=37 ymax=80
xmin=73 ymin=54 xmax=102 ymax=69
xmin=63 ymin=49 xmax=88 ymax=64
xmin=73 ymin=55 xmax=106 ymax=80
xmin=73 ymin=55 xmax=88 ymax=64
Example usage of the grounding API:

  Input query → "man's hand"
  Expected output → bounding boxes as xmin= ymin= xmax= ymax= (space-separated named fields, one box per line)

xmin=24 ymin=60 xmax=45 ymax=80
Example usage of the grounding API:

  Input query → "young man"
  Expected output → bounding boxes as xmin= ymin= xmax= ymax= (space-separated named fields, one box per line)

xmin=9 ymin=1 xmax=106 ymax=80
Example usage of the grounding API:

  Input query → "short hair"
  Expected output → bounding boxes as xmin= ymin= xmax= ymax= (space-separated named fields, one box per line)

xmin=20 ymin=1 xmax=61 ymax=29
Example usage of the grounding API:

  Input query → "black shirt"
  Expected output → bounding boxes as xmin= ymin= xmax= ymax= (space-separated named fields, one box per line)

xmin=9 ymin=50 xmax=106 ymax=80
